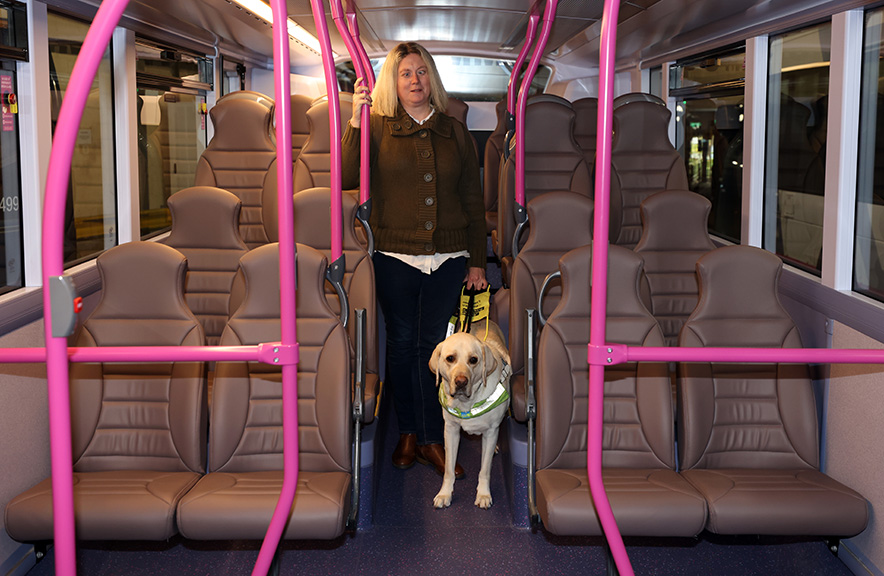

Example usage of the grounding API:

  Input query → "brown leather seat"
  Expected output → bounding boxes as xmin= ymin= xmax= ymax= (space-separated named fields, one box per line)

xmin=195 ymin=96 xmax=277 ymax=249
xmin=610 ymin=93 xmax=688 ymax=249
xmin=290 ymin=93 xmax=313 ymax=164
xmin=571 ymin=97 xmax=598 ymax=179
xmin=4 ymin=242 xmax=207 ymax=541
xmin=482 ymin=98 xmax=507 ymax=233
xmin=162 ymin=186 xmax=249 ymax=346
xmin=177 ymin=243 xmax=352 ymax=540
xmin=292 ymin=93 xmax=353 ymax=194
xmin=446 ymin=97 xmax=479 ymax=162
xmin=494 ymin=94 xmax=592 ymax=279
xmin=505 ymin=191 xmax=594 ymax=422
xmin=634 ymin=190 xmax=716 ymax=346
xmin=677 ymin=246 xmax=869 ymax=536
xmin=535 ymin=244 xmax=706 ymax=536
xmin=291 ymin=187 xmax=379 ymax=423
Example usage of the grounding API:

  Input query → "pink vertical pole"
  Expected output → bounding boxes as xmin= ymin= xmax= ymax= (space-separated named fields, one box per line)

xmin=507 ymin=11 xmax=540 ymax=118
xmin=311 ymin=0 xmax=343 ymax=262
xmin=588 ymin=0 xmax=633 ymax=574
xmin=41 ymin=1 xmax=130 ymax=574
xmin=331 ymin=0 xmax=371 ymax=205
xmin=251 ymin=0 xmax=300 ymax=573
xmin=514 ymin=0 xmax=556 ymax=208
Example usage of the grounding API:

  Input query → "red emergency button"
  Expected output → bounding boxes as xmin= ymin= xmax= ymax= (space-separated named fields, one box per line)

xmin=73 ymin=297 xmax=83 ymax=314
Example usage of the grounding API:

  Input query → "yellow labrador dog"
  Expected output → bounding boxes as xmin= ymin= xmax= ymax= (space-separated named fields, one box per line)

xmin=429 ymin=322 xmax=510 ymax=509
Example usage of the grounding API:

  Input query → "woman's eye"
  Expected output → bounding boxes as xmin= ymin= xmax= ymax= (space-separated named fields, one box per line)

xmin=469 ymin=356 xmax=478 ymax=365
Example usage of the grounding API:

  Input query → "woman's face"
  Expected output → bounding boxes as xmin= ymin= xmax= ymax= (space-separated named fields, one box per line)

xmin=396 ymin=53 xmax=431 ymax=112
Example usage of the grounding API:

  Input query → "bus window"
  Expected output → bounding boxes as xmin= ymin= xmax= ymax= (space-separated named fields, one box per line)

xmin=135 ymin=41 xmax=211 ymax=238
xmin=764 ymin=22 xmax=831 ymax=274
xmin=48 ymin=12 xmax=117 ymax=266
xmin=855 ymin=7 xmax=884 ymax=301
xmin=671 ymin=48 xmax=745 ymax=243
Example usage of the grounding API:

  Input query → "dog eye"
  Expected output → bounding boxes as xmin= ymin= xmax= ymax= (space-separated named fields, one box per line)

xmin=445 ymin=355 xmax=455 ymax=363
xmin=469 ymin=356 xmax=479 ymax=365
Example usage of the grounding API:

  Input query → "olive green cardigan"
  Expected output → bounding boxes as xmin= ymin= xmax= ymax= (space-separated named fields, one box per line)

xmin=341 ymin=107 xmax=486 ymax=270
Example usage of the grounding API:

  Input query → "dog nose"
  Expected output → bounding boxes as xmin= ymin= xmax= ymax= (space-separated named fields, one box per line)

xmin=455 ymin=376 xmax=468 ymax=389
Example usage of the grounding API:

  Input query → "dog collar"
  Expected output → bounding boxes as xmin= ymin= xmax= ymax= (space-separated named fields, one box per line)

xmin=439 ymin=363 xmax=510 ymax=420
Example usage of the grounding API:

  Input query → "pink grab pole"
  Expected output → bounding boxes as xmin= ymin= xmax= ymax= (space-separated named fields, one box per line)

xmin=41 ymin=1 xmax=131 ymax=573
xmin=514 ymin=0 xmax=557 ymax=209
xmin=331 ymin=0 xmax=371 ymax=206
xmin=588 ymin=0 xmax=633 ymax=575
xmin=506 ymin=10 xmax=539 ymax=119
xmin=311 ymin=0 xmax=344 ymax=263
xmin=251 ymin=0 xmax=300 ymax=573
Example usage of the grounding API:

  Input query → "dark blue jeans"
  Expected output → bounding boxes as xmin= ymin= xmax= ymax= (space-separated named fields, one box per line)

xmin=373 ymin=252 xmax=466 ymax=445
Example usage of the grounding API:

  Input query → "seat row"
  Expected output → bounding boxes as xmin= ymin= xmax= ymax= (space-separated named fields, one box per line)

xmin=4 ymin=239 xmax=358 ymax=543
xmin=528 ymin=241 xmax=869 ymax=540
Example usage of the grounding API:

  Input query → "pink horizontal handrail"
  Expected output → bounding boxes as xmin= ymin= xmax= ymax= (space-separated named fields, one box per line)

xmin=588 ymin=0 xmax=630 ymax=575
xmin=601 ymin=345 xmax=884 ymax=365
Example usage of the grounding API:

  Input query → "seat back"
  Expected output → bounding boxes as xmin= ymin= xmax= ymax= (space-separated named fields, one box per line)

xmin=483 ymin=98 xmax=508 ymax=232
xmin=195 ymin=97 xmax=277 ymax=248
xmin=291 ymin=187 xmax=378 ymax=377
xmin=290 ymin=93 xmax=314 ymax=164
xmin=211 ymin=243 xmax=351 ymax=474
xmin=71 ymin=242 xmax=206 ymax=474
xmin=571 ymin=97 xmax=598 ymax=179
xmin=446 ymin=97 xmax=479 ymax=161
xmin=610 ymin=93 xmax=688 ymax=248
xmin=162 ymin=186 xmax=249 ymax=346
xmin=509 ymin=191 xmax=594 ymax=416
xmin=496 ymin=95 xmax=591 ymax=263
xmin=537 ymin=244 xmax=672 ymax=471
xmin=634 ymin=190 xmax=716 ymax=346
xmin=677 ymin=246 xmax=819 ymax=471
xmin=293 ymin=94 xmax=353 ymax=194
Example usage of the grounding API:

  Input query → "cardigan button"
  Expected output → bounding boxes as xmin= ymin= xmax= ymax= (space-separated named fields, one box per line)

xmin=405 ymin=121 xmax=413 ymax=129
xmin=393 ymin=123 xmax=401 ymax=130
xmin=421 ymin=150 xmax=431 ymax=158
xmin=424 ymin=243 xmax=434 ymax=252
xmin=423 ymin=173 xmax=433 ymax=182
xmin=425 ymin=196 xmax=434 ymax=206
xmin=419 ymin=130 xmax=428 ymax=138
xmin=425 ymin=221 xmax=434 ymax=230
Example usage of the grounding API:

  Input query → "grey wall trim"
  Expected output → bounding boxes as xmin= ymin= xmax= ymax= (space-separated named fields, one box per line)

xmin=0 ymin=264 xmax=101 ymax=338
xmin=779 ymin=268 xmax=884 ymax=345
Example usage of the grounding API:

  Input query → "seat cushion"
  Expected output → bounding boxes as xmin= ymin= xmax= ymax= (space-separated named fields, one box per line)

xmin=536 ymin=468 xmax=707 ymax=537
xmin=177 ymin=470 xmax=350 ymax=540
xmin=4 ymin=471 xmax=201 ymax=541
xmin=682 ymin=468 xmax=869 ymax=536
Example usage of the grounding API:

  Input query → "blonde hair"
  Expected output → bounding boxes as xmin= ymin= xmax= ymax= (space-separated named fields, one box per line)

xmin=371 ymin=42 xmax=449 ymax=117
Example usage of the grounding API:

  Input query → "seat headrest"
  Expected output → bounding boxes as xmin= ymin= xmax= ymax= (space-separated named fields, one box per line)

xmin=572 ymin=97 xmax=598 ymax=144
xmin=292 ymin=187 xmax=361 ymax=251
xmin=691 ymin=245 xmax=788 ymax=321
xmin=290 ymin=93 xmax=313 ymax=135
xmin=612 ymin=97 xmax=672 ymax=152
xmin=91 ymin=242 xmax=193 ymax=321
xmin=446 ymin=97 xmax=469 ymax=125
xmin=229 ymin=243 xmax=332 ymax=321
xmin=613 ymin=92 xmax=666 ymax=109
xmin=522 ymin=191 xmax=593 ymax=253
xmin=208 ymin=98 xmax=275 ymax=152
xmin=508 ymin=96 xmax=577 ymax=154
xmin=166 ymin=187 xmax=247 ymax=250
xmin=635 ymin=190 xmax=717 ymax=252
xmin=304 ymin=94 xmax=353 ymax=153
xmin=556 ymin=243 xmax=652 ymax=320
xmin=216 ymin=90 xmax=274 ymax=110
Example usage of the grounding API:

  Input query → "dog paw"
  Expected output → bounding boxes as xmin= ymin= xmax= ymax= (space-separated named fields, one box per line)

xmin=434 ymin=491 xmax=452 ymax=509
xmin=475 ymin=493 xmax=493 ymax=509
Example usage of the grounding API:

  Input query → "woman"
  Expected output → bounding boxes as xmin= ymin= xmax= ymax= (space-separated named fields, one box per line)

xmin=342 ymin=42 xmax=487 ymax=477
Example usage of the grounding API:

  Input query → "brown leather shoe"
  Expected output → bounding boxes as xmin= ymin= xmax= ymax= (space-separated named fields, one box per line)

xmin=415 ymin=443 xmax=465 ymax=479
xmin=392 ymin=433 xmax=417 ymax=469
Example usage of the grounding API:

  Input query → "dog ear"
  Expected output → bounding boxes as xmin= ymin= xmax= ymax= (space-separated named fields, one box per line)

xmin=429 ymin=342 xmax=443 ymax=387
xmin=482 ymin=342 xmax=498 ymax=378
